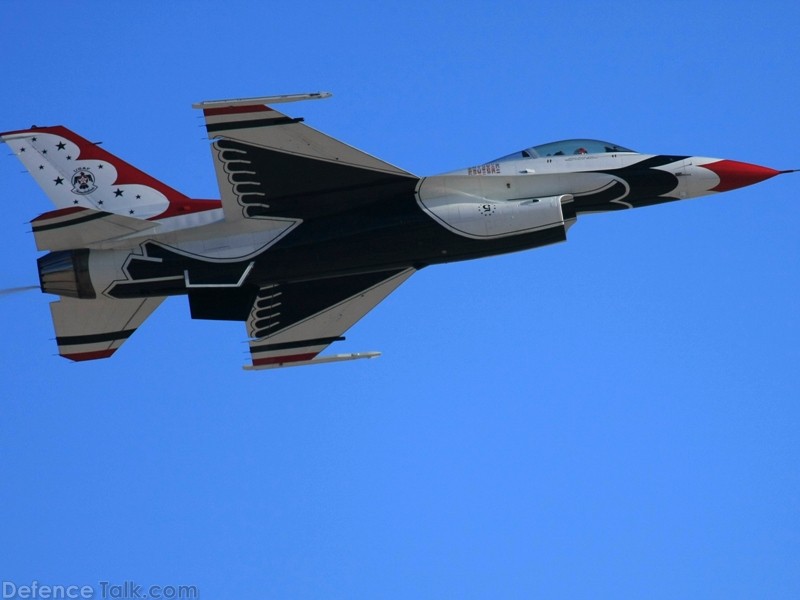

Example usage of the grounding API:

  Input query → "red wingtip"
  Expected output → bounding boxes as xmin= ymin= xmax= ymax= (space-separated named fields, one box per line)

xmin=62 ymin=349 xmax=116 ymax=362
xmin=703 ymin=160 xmax=782 ymax=192
xmin=252 ymin=352 xmax=319 ymax=367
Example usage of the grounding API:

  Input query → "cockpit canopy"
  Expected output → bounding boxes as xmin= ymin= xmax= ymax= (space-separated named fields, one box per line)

xmin=493 ymin=139 xmax=635 ymax=162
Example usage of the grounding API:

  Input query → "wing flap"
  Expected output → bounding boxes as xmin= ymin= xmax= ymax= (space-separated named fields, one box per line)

xmin=246 ymin=268 xmax=415 ymax=370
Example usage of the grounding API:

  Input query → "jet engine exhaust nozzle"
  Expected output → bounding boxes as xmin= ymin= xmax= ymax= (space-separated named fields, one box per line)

xmin=37 ymin=249 xmax=96 ymax=299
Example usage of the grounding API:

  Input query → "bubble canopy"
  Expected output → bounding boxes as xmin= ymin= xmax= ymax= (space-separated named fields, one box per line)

xmin=493 ymin=139 xmax=635 ymax=162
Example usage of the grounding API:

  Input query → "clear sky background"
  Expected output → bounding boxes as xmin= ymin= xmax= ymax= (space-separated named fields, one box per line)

xmin=1 ymin=1 xmax=798 ymax=598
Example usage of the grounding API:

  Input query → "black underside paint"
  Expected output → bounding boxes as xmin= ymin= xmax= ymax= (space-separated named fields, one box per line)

xmin=106 ymin=143 xmax=570 ymax=303
xmin=571 ymin=180 xmax=630 ymax=212
xmin=106 ymin=212 xmax=568 ymax=303
xmin=188 ymin=287 xmax=259 ymax=321
xmin=601 ymin=156 xmax=685 ymax=207
xmin=102 ymin=151 xmax=689 ymax=322
xmin=214 ymin=139 xmax=418 ymax=220
xmin=249 ymin=269 xmax=407 ymax=338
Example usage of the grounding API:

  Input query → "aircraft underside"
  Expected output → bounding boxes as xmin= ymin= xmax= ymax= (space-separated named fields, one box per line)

xmin=2 ymin=92 xmax=791 ymax=369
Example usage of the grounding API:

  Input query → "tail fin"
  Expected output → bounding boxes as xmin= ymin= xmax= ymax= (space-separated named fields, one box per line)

xmin=1 ymin=125 xmax=217 ymax=219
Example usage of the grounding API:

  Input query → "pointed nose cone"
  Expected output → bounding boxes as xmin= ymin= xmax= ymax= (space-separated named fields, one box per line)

xmin=701 ymin=159 xmax=782 ymax=192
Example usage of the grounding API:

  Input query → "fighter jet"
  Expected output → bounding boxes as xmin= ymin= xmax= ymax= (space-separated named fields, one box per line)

xmin=1 ymin=93 xmax=793 ymax=369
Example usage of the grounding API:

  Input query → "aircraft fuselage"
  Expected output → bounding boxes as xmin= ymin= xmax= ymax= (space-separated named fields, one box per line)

xmin=4 ymin=94 xmax=790 ymax=368
xmin=73 ymin=147 xmax=781 ymax=305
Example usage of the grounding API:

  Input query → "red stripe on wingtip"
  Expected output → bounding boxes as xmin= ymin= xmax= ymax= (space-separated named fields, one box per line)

xmin=252 ymin=352 xmax=318 ymax=367
xmin=203 ymin=105 xmax=272 ymax=116
xmin=62 ymin=349 xmax=116 ymax=362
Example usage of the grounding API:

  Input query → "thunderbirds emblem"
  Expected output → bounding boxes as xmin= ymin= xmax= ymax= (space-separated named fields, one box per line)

xmin=71 ymin=168 xmax=97 ymax=194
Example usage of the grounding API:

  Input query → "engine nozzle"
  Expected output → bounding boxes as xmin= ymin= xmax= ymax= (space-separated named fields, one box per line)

xmin=37 ymin=249 xmax=96 ymax=299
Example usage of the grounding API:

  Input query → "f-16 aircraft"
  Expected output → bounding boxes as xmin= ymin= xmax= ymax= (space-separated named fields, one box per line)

xmin=1 ymin=93 xmax=793 ymax=369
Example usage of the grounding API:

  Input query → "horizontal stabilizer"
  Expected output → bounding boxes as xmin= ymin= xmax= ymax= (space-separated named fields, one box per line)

xmin=31 ymin=206 xmax=159 ymax=251
xmin=49 ymin=295 xmax=164 ymax=361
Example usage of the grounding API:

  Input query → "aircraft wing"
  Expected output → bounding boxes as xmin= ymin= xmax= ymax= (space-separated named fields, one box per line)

xmin=194 ymin=93 xmax=418 ymax=222
xmin=245 ymin=268 xmax=415 ymax=370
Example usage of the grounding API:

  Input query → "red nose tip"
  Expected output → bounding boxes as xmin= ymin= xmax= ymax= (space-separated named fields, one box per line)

xmin=702 ymin=159 xmax=782 ymax=192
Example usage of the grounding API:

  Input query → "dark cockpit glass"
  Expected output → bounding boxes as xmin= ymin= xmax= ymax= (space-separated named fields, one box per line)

xmin=493 ymin=139 xmax=635 ymax=162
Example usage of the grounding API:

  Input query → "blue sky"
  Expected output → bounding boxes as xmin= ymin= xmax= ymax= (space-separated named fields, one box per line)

xmin=1 ymin=1 xmax=798 ymax=598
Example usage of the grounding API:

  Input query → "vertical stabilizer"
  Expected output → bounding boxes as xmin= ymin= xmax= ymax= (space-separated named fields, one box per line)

xmin=1 ymin=126 xmax=219 ymax=219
